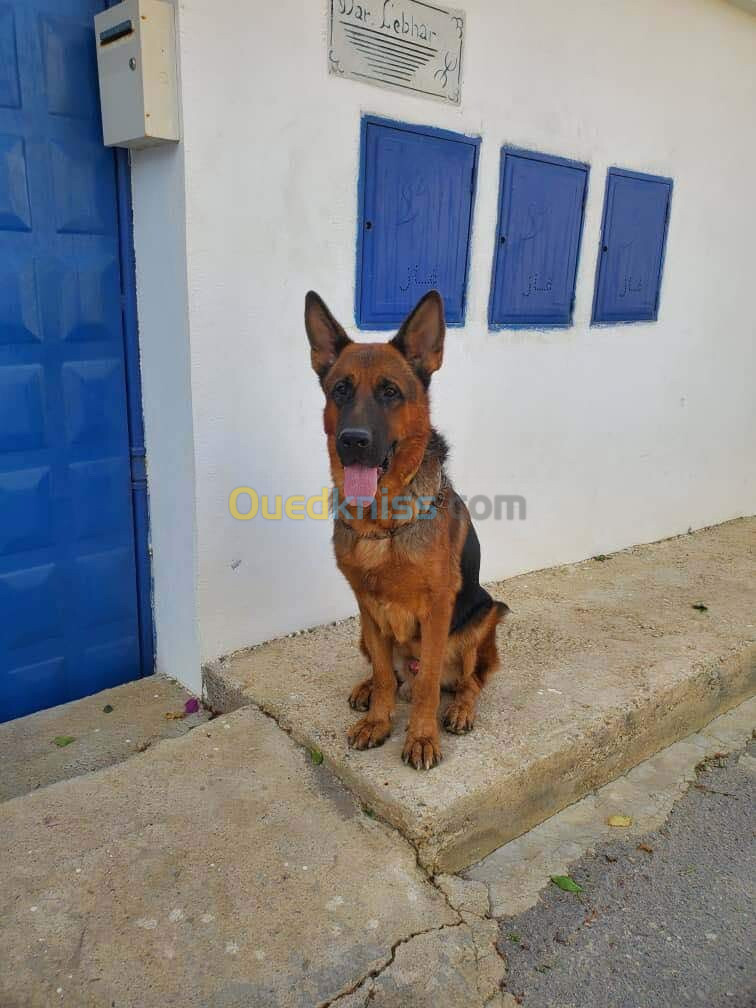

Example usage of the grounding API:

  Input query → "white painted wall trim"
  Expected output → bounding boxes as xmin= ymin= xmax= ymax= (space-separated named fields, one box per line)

xmin=130 ymin=0 xmax=202 ymax=692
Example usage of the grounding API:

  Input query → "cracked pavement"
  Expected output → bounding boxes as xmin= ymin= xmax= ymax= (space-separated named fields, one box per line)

xmin=322 ymin=821 xmax=508 ymax=1007
xmin=1 ymin=681 xmax=753 ymax=1005
xmin=328 ymin=920 xmax=505 ymax=1008
xmin=327 ymin=873 xmax=507 ymax=1008
xmin=325 ymin=699 xmax=756 ymax=1008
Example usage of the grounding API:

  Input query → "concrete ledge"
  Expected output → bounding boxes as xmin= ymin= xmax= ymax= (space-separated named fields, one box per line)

xmin=464 ymin=695 xmax=756 ymax=918
xmin=205 ymin=519 xmax=756 ymax=873
xmin=0 ymin=708 xmax=458 ymax=1007
xmin=0 ymin=675 xmax=208 ymax=802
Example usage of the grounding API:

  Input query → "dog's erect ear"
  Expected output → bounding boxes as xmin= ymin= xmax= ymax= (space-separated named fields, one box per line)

xmin=390 ymin=290 xmax=445 ymax=386
xmin=305 ymin=291 xmax=352 ymax=382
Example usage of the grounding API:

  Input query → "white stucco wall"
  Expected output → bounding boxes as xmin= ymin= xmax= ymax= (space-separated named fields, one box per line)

xmin=130 ymin=1 xmax=202 ymax=689
xmin=135 ymin=0 xmax=756 ymax=679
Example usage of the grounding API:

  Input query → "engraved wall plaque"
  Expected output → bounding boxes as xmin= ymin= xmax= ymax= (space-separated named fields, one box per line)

xmin=329 ymin=1 xmax=465 ymax=105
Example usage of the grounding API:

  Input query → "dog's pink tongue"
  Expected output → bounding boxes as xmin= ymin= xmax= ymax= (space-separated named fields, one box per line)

xmin=343 ymin=465 xmax=379 ymax=505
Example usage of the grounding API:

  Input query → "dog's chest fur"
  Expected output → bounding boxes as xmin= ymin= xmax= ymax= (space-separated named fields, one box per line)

xmin=334 ymin=528 xmax=436 ymax=635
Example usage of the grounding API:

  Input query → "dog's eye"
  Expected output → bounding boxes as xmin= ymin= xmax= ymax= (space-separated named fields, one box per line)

xmin=332 ymin=380 xmax=352 ymax=402
xmin=379 ymin=383 xmax=402 ymax=402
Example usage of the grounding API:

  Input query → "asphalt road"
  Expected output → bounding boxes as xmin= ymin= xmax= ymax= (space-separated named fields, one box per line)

xmin=499 ymin=745 xmax=756 ymax=1008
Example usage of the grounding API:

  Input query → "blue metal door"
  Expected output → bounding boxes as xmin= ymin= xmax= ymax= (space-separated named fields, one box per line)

xmin=0 ymin=0 xmax=150 ymax=721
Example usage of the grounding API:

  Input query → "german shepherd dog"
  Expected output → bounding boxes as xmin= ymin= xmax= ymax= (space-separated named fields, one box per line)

xmin=305 ymin=289 xmax=508 ymax=770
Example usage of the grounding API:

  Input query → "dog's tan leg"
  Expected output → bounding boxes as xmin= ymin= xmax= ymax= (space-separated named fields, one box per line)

xmin=444 ymin=647 xmax=480 ymax=734
xmin=347 ymin=606 xmax=396 ymax=750
xmin=348 ymin=631 xmax=373 ymax=709
xmin=402 ymin=600 xmax=451 ymax=769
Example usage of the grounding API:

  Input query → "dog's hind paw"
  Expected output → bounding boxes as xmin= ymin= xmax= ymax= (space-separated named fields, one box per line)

xmin=347 ymin=715 xmax=391 ymax=750
xmin=402 ymin=730 xmax=442 ymax=770
xmin=348 ymin=676 xmax=373 ymax=711
xmin=443 ymin=700 xmax=476 ymax=734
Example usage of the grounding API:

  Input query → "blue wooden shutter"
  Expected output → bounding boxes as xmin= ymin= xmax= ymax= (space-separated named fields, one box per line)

xmin=489 ymin=149 xmax=588 ymax=328
xmin=356 ymin=117 xmax=479 ymax=329
xmin=592 ymin=168 xmax=672 ymax=324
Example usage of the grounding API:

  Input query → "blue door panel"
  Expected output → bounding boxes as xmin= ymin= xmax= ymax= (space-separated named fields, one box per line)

xmin=0 ymin=0 xmax=146 ymax=722
xmin=69 ymin=457 xmax=132 ymax=540
xmin=40 ymin=14 xmax=100 ymax=121
xmin=6 ymin=657 xmax=68 ymax=714
xmin=0 ymin=5 xmax=22 ymax=110
xmin=0 ymin=133 xmax=31 ymax=229
xmin=60 ymin=254 xmax=121 ymax=341
xmin=0 ymin=466 xmax=53 ymax=554
xmin=357 ymin=117 xmax=479 ymax=328
xmin=0 ymin=563 xmax=63 ymax=650
xmin=0 ymin=257 xmax=42 ymax=342
xmin=0 ymin=364 xmax=46 ymax=451
xmin=489 ymin=149 xmax=588 ymax=328
xmin=73 ymin=634 xmax=140 ymax=697
xmin=592 ymin=168 xmax=672 ymax=324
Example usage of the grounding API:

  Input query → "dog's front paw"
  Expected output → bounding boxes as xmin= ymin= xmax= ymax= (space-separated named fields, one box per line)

xmin=348 ymin=676 xmax=373 ymax=711
xmin=444 ymin=699 xmax=476 ymax=734
xmin=347 ymin=715 xmax=392 ymax=750
xmin=402 ymin=728 xmax=442 ymax=770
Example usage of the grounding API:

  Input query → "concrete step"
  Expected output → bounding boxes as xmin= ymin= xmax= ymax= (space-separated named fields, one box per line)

xmin=1 ymin=705 xmax=497 ymax=1008
xmin=463 ymin=695 xmax=756 ymax=919
xmin=204 ymin=517 xmax=756 ymax=873
xmin=0 ymin=674 xmax=209 ymax=802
